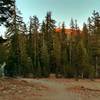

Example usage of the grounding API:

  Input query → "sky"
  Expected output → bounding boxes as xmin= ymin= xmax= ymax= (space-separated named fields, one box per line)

xmin=16 ymin=0 xmax=100 ymax=27
xmin=0 ymin=0 xmax=100 ymax=36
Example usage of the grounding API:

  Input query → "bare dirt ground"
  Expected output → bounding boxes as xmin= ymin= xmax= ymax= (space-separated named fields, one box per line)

xmin=0 ymin=78 xmax=100 ymax=100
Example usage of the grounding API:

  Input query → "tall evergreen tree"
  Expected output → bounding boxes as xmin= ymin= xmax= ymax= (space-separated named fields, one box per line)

xmin=39 ymin=21 xmax=50 ymax=77
xmin=44 ymin=12 xmax=56 ymax=74
xmin=5 ymin=1 xmax=24 ymax=77
xmin=28 ymin=16 xmax=41 ymax=77
xmin=88 ymin=11 xmax=100 ymax=77
xmin=69 ymin=18 xmax=75 ymax=66
xmin=60 ymin=22 xmax=68 ymax=77
xmin=53 ymin=28 xmax=61 ymax=77
xmin=0 ymin=0 xmax=14 ymax=26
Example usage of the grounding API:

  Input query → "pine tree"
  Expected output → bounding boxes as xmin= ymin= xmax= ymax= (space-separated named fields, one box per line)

xmin=27 ymin=17 xmax=35 ymax=76
xmin=28 ymin=16 xmax=41 ymax=77
xmin=0 ymin=0 xmax=14 ymax=26
xmin=60 ymin=22 xmax=68 ymax=77
xmin=69 ymin=18 xmax=75 ymax=67
xmin=88 ymin=11 xmax=100 ymax=77
xmin=82 ymin=23 xmax=89 ymax=48
xmin=40 ymin=21 xmax=49 ymax=77
xmin=53 ymin=28 xmax=61 ymax=77
xmin=5 ymin=1 xmax=24 ymax=77
xmin=44 ymin=12 xmax=56 ymax=74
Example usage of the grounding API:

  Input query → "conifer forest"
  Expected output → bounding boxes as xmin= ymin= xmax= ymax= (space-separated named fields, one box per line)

xmin=0 ymin=0 xmax=100 ymax=80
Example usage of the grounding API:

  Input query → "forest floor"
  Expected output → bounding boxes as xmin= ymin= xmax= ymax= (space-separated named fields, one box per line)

xmin=0 ymin=78 xmax=100 ymax=100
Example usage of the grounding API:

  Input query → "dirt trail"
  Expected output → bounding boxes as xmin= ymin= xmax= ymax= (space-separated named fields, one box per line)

xmin=21 ymin=79 xmax=100 ymax=100
xmin=21 ymin=79 xmax=77 ymax=100
xmin=0 ymin=78 xmax=100 ymax=100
